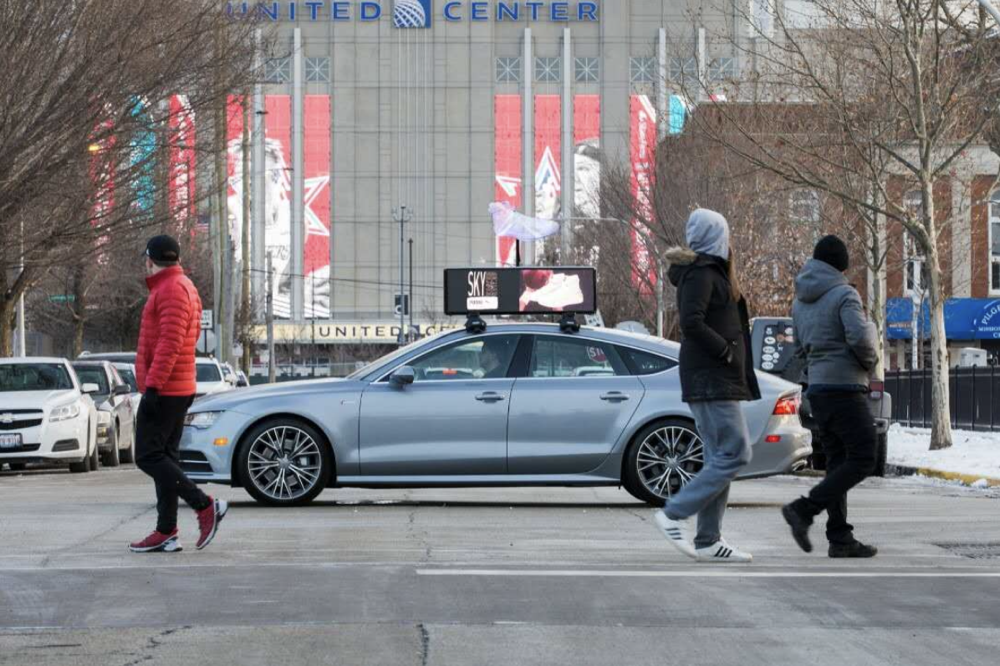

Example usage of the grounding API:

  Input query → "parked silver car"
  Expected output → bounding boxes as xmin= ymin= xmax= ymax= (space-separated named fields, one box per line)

xmin=180 ymin=324 xmax=812 ymax=506
xmin=71 ymin=361 xmax=135 ymax=467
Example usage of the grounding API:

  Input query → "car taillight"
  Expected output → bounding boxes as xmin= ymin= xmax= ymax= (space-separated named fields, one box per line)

xmin=773 ymin=395 xmax=800 ymax=415
xmin=869 ymin=380 xmax=884 ymax=400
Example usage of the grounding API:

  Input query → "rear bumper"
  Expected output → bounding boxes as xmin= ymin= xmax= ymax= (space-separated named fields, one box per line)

xmin=740 ymin=425 xmax=813 ymax=479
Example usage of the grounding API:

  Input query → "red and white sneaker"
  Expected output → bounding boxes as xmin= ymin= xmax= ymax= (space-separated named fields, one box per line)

xmin=195 ymin=497 xmax=229 ymax=550
xmin=129 ymin=529 xmax=183 ymax=553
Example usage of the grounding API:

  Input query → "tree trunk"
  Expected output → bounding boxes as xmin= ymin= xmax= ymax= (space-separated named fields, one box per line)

xmin=925 ymin=241 xmax=953 ymax=450
xmin=0 ymin=297 xmax=13 ymax=358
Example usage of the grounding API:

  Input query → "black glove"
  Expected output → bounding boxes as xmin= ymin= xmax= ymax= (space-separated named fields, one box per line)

xmin=143 ymin=387 xmax=160 ymax=413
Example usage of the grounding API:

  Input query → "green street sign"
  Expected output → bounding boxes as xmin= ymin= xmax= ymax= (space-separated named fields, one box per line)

xmin=49 ymin=295 xmax=76 ymax=303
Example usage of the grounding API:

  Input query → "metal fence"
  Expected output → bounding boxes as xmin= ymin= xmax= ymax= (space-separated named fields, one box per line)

xmin=886 ymin=366 xmax=1000 ymax=431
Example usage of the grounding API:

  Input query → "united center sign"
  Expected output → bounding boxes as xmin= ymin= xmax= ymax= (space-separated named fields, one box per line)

xmin=254 ymin=322 xmax=462 ymax=344
xmin=226 ymin=1 xmax=601 ymax=24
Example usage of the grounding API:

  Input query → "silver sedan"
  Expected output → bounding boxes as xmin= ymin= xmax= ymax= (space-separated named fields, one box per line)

xmin=180 ymin=324 xmax=812 ymax=506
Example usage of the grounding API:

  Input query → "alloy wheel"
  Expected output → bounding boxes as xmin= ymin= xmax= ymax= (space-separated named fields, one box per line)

xmin=246 ymin=426 xmax=323 ymax=501
xmin=635 ymin=425 xmax=705 ymax=500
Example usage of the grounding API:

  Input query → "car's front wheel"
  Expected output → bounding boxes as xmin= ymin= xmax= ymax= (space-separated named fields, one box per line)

xmin=101 ymin=426 xmax=121 ymax=468
xmin=69 ymin=421 xmax=94 ymax=474
xmin=623 ymin=419 xmax=705 ymax=507
xmin=238 ymin=418 xmax=331 ymax=506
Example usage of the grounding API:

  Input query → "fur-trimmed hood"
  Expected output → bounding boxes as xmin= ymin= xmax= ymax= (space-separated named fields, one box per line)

xmin=664 ymin=246 xmax=697 ymax=267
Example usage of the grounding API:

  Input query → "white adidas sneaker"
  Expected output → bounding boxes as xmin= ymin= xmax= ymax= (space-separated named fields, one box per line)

xmin=653 ymin=511 xmax=697 ymax=559
xmin=696 ymin=539 xmax=753 ymax=563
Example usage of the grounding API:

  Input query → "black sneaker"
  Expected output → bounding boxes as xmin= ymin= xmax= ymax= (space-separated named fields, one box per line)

xmin=829 ymin=542 xmax=878 ymax=558
xmin=781 ymin=503 xmax=813 ymax=553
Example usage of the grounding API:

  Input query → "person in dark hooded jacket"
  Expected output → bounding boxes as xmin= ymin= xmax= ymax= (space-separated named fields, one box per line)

xmin=653 ymin=209 xmax=761 ymax=563
xmin=781 ymin=235 xmax=880 ymax=558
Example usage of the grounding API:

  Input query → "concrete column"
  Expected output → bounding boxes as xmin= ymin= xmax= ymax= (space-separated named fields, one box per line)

xmin=657 ymin=27 xmax=667 ymax=140
xmin=953 ymin=176 xmax=972 ymax=298
xmin=291 ymin=27 xmax=305 ymax=320
xmin=522 ymin=28 xmax=534 ymax=265
xmin=561 ymin=27 xmax=573 ymax=260
xmin=697 ymin=27 xmax=707 ymax=102
xmin=252 ymin=30 xmax=266 ymax=320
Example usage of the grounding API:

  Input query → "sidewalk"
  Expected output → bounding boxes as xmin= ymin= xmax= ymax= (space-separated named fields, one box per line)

xmin=888 ymin=424 xmax=1000 ymax=487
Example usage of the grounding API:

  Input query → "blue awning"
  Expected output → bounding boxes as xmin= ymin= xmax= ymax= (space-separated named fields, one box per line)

xmin=886 ymin=297 xmax=1000 ymax=340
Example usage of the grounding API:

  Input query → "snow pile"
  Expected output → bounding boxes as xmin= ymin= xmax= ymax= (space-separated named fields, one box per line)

xmin=887 ymin=424 xmax=1000 ymax=480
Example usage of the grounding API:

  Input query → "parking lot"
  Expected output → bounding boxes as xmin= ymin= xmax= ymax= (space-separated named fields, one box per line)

xmin=1 ymin=465 xmax=999 ymax=666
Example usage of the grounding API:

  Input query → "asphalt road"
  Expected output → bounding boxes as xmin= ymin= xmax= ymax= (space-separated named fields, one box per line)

xmin=1 ymin=465 xmax=998 ymax=666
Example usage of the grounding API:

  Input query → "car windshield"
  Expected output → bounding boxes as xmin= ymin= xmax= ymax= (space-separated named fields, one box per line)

xmin=0 ymin=364 xmax=74 ymax=392
xmin=73 ymin=366 xmax=110 ymax=396
xmin=196 ymin=364 xmax=222 ymax=382
xmin=116 ymin=367 xmax=138 ymax=392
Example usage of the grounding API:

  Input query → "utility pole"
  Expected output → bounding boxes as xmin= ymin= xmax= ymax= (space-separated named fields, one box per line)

xmin=393 ymin=206 xmax=412 ymax=345
xmin=408 ymin=238 xmax=414 ymax=342
xmin=266 ymin=252 xmax=276 ymax=384
xmin=241 ymin=93 xmax=252 ymax=375
xmin=15 ymin=217 xmax=25 ymax=357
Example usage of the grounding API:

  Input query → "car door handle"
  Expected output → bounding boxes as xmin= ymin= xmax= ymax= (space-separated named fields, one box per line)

xmin=600 ymin=392 xmax=630 ymax=402
xmin=475 ymin=392 xmax=506 ymax=403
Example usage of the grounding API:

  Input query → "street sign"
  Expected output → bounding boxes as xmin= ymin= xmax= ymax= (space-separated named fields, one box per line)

xmin=48 ymin=295 xmax=76 ymax=303
xmin=394 ymin=294 xmax=410 ymax=317
xmin=201 ymin=310 xmax=214 ymax=330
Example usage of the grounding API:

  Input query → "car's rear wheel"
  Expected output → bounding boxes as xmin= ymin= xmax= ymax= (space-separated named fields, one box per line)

xmin=238 ymin=418 xmax=330 ymax=506
xmin=872 ymin=432 xmax=888 ymax=478
xmin=624 ymin=419 xmax=705 ymax=507
xmin=101 ymin=426 xmax=121 ymax=468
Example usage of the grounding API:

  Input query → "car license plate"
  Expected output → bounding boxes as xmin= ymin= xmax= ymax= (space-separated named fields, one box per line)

xmin=0 ymin=433 xmax=22 ymax=450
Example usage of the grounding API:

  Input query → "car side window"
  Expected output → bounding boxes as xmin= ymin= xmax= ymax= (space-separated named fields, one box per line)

xmin=529 ymin=337 xmax=627 ymax=378
xmin=408 ymin=336 xmax=519 ymax=381
xmin=618 ymin=347 xmax=677 ymax=376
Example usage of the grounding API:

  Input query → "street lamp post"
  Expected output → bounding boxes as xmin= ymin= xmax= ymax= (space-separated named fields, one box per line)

xmin=393 ymin=206 xmax=412 ymax=345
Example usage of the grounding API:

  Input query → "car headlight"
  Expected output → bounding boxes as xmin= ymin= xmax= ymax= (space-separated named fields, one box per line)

xmin=49 ymin=403 xmax=81 ymax=422
xmin=184 ymin=411 xmax=224 ymax=429
xmin=96 ymin=411 xmax=111 ymax=425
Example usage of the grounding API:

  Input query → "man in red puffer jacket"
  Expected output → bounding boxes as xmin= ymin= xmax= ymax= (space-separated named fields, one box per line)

xmin=129 ymin=235 xmax=228 ymax=554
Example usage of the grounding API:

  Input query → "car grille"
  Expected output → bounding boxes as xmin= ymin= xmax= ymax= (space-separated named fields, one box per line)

xmin=0 ymin=409 xmax=43 ymax=414
xmin=0 ymin=420 xmax=42 ymax=431
xmin=180 ymin=450 xmax=212 ymax=474
xmin=0 ymin=444 xmax=40 ymax=454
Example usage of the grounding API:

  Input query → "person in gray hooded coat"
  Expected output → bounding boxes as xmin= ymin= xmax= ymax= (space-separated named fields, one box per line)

xmin=653 ymin=209 xmax=760 ymax=563
xmin=781 ymin=235 xmax=880 ymax=558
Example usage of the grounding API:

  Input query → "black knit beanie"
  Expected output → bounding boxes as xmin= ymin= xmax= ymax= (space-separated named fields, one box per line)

xmin=813 ymin=235 xmax=849 ymax=272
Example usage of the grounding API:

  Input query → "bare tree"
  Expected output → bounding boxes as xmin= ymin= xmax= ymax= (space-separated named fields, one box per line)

xmin=0 ymin=0 xmax=262 ymax=355
xmin=681 ymin=0 xmax=1000 ymax=449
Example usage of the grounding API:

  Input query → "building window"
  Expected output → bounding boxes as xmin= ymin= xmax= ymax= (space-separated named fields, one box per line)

xmin=668 ymin=57 xmax=698 ymax=84
xmin=575 ymin=57 xmax=599 ymax=83
xmin=535 ymin=57 xmax=562 ymax=83
xmin=265 ymin=57 xmax=292 ymax=84
xmin=708 ymin=57 xmax=736 ymax=81
xmin=989 ymin=190 xmax=1000 ymax=293
xmin=903 ymin=191 xmax=925 ymax=296
xmin=631 ymin=56 xmax=657 ymax=84
xmin=496 ymin=57 xmax=521 ymax=83
xmin=305 ymin=57 xmax=330 ymax=83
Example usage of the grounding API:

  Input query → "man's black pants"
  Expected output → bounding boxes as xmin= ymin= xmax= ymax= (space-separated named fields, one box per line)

xmin=793 ymin=391 xmax=877 ymax=545
xmin=135 ymin=394 xmax=211 ymax=534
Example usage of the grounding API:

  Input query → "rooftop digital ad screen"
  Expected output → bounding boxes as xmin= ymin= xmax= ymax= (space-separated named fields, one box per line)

xmin=445 ymin=267 xmax=597 ymax=316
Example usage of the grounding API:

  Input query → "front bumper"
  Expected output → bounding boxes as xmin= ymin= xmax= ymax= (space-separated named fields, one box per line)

xmin=0 ymin=418 xmax=89 ymax=463
xmin=178 ymin=411 xmax=242 ymax=484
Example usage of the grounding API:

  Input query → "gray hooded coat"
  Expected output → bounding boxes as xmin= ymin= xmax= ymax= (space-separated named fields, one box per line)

xmin=791 ymin=258 xmax=878 ymax=388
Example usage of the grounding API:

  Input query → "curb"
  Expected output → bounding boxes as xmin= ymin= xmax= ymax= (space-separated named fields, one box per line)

xmin=887 ymin=464 xmax=1000 ymax=488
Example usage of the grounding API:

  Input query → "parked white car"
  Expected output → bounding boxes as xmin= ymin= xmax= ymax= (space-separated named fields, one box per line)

xmin=0 ymin=358 xmax=100 ymax=473
xmin=196 ymin=358 xmax=233 ymax=399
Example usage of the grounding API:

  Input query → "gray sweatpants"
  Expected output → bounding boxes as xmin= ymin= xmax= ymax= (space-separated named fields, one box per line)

xmin=663 ymin=400 xmax=752 ymax=549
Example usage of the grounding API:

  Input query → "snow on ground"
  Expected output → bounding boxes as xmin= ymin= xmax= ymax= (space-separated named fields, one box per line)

xmin=888 ymin=424 xmax=1000 ymax=480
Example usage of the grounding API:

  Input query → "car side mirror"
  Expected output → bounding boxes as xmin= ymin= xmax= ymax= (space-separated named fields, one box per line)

xmin=114 ymin=384 xmax=131 ymax=396
xmin=389 ymin=367 xmax=416 ymax=386
xmin=81 ymin=383 xmax=100 ymax=395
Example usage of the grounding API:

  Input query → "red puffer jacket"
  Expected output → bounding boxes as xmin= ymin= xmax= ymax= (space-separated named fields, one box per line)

xmin=135 ymin=266 xmax=203 ymax=396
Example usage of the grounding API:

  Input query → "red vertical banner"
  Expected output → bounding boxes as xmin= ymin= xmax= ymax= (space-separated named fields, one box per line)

xmin=168 ymin=95 xmax=196 ymax=236
xmin=573 ymin=95 xmax=600 ymax=220
xmin=304 ymin=95 xmax=331 ymax=318
xmin=89 ymin=118 xmax=116 ymax=259
xmin=534 ymin=95 xmax=562 ymax=227
xmin=264 ymin=95 xmax=293 ymax=319
xmin=630 ymin=95 xmax=657 ymax=292
xmin=226 ymin=95 xmax=245 ymax=265
xmin=494 ymin=95 xmax=522 ymax=267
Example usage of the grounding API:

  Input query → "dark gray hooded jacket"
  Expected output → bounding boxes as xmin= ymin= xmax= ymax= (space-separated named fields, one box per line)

xmin=791 ymin=258 xmax=878 ymax=388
